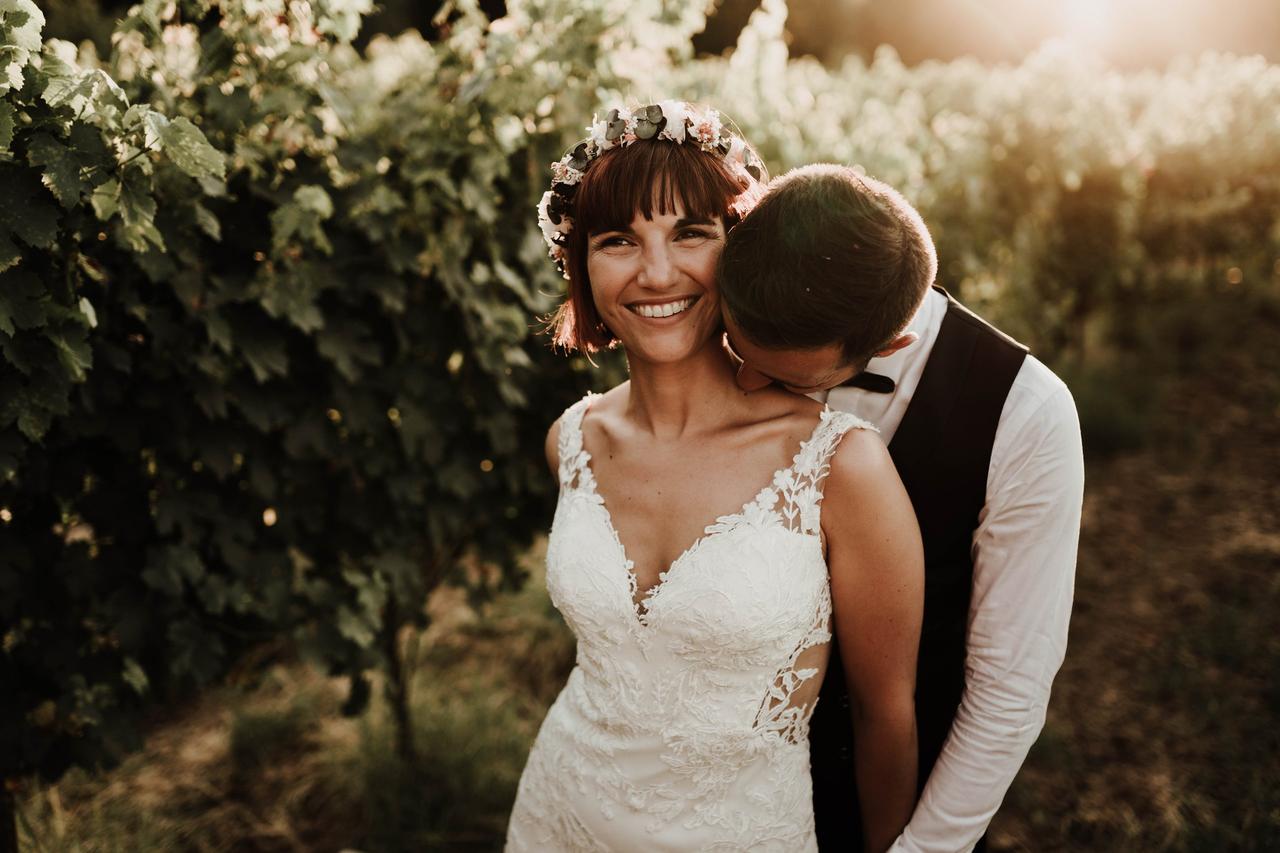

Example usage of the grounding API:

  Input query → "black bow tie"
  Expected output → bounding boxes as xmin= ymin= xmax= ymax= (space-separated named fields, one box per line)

xmin=840 ymin=371 xmax=895 ymax=393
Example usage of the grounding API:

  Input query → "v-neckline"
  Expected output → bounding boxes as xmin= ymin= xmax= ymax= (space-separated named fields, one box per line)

xmin=574 ymin=400 xmax=831 ymax=628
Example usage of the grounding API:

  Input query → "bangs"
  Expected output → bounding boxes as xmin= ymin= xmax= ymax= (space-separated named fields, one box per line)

xmin=573 ymin=141 xmax=745 ymax=233
xmin=548 ymin=131 xmax=767 ymax=354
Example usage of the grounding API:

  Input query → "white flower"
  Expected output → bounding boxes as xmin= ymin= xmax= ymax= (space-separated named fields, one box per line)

xmin=658 ymin=100 xmax=688 ymax=143
xmin=615 ymin=106 xmax=638 ymax=145
xmin=537 ymin=191 xmax=572 ymax=245
xmin=588 ymin=116 xmax=611 ymax=151
xmin=551 ymin=158 xmax=583 ymax=186
xmin=796 ymin=485 xmax=822 ymax=533
xmin=726 ymin=136 xmax=746 ymax=165
xmin=689 ymin=107 xmax=722 ymax=147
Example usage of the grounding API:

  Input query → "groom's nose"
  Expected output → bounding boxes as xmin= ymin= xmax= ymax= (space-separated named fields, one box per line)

xmin=734 ymin=361 xmax=773 ymax=392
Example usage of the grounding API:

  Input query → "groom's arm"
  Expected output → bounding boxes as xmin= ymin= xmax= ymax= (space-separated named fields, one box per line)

xmin=890 ymin=371 xmax=1084 ymax=853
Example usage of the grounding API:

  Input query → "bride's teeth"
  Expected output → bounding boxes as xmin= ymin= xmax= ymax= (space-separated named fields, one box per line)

xmin=633 ymin=298 xmax=694 ymax=318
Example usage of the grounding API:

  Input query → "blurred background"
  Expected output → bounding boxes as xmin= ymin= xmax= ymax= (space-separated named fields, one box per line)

xmin=4 ymin=0 xmax=1278 ymax=850
xmin=40 ymin=0 xmax=1280 ymax=67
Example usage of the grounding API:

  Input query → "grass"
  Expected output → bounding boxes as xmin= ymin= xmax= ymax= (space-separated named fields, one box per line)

xmin=986 ymin=292 xmax=1280 ymax=852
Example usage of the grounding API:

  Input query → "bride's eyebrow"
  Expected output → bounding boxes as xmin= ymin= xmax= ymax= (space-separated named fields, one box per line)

xmin=674 ymin=216 xmax=715 ymax=228
xmin=588 ymin=224 xmax=634 ymax=236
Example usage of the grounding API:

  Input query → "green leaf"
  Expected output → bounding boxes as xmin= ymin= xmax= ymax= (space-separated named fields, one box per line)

xmin=293 ymin=185 xmax=333 ymax=217
xmin=16 ymin=404 xmax=51 ymax=441
xmin=46 ymin=325 xmax=93 ymax=382
xmin=0 ymin=233 xmax=17 ymax=273
xmin=119 ymin=166 xmax=164 ymax=252
xmin=0 ymin=101 xmax=14 ymax=152
xmin=316 ymin=319 xmax=380 ymax=381
xmin=193 ymin=202 xmax=221 ymax=241
xmin=261 ymin=277 xmax=324 ymax=333
xmin=0 ymin=168 xmax=60 ymax=250
xmin=167 ymin=620 xmax=224 ymax=685
xmin=158 ymin=116 xmax=226 ymax=180
xmin=91 ymin=178 xmax=120 ymax=221
xmin=270 ymin=186 xmax=334 ymax=255
xmin=0 ymin=1 xmax=44 ymax=95
xmin=336 ymin=606 xmax=375 ymax=647
xmin=237 ymin=332 xmax=289 ymax=383
xmin=33 ymin=47 xmax=123 ymax=118
xmin=315 ymin=0 xmax=374 ymax=43
xmin=0 ymin=268 xmax=47 ymax=334
xmin=78 ymin=297 xmax=97 ymax=328
xmin=27 ymin=132 xmax=85 ymax=208
xmin=1 ymin=1 xmax=44 ymax=52
xmin=121 ymin=658 xmax=149 ymax=696
xmin=39 ymin=60 xmax=100 ymax=117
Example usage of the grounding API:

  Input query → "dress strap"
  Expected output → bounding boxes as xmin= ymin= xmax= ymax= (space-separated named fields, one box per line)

xmin=556 ymin=392 xmax=600 ymax=491
xmin=782 ymin=408 xmax=879 ymax=536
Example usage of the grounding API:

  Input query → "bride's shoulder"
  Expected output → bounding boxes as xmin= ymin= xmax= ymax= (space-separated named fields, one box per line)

xmin=821 ymin=422 xmax=898 ymax=515
xmin=544 ymin=384 xmax=628 ymax=473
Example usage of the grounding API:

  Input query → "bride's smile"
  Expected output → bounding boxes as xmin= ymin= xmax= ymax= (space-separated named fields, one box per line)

xmin=626 ymin=294 xmax=700 ymax=319
xmin=586 ymin=206 xmax=725 ymax=365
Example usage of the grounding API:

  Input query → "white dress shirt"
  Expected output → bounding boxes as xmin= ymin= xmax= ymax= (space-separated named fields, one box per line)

xmin=819 ymin=288 xmax=1085 ymax=853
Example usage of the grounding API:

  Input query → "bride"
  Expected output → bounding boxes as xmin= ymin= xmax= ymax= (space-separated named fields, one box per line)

xmin=505 ymin=102 xmax=923 ymax=852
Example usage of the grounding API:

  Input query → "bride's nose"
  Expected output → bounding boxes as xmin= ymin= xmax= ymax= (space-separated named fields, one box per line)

xmin=637 ymin=244 xmax=679 ymax=289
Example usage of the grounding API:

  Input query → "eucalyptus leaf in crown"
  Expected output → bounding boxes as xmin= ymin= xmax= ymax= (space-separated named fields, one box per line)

xmin=537 ymin=101 xmax=765 ymax=277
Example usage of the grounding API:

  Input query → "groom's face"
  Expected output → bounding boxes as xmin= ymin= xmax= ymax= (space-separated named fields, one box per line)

xmin=721 ymin=311 xmax=859 ymax=394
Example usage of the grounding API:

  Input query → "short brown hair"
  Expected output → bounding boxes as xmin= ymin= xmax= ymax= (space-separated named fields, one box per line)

xmin=549 ymin=139 xmax=764 ymax=352
xmin=719 ymin=164 xmax=936 ymax=367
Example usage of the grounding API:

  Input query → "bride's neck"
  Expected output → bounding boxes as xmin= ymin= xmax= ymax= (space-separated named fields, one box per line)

xmin=623 ymin=339 xmax=741 ymax=439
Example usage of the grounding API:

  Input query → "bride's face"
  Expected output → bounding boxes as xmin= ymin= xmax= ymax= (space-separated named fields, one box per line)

xmin=586 ymin=203 xmax=726 ymax=366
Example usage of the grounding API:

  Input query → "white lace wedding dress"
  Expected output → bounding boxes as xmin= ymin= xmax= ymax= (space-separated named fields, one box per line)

xmin=505 ymin=393 xmax=874 ymax=852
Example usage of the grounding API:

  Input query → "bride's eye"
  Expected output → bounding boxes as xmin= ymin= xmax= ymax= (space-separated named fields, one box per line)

xmin=676 ymin=228 xmax=715 ymax=242
xmin=591 ymin=235 xmax=633 ymax=251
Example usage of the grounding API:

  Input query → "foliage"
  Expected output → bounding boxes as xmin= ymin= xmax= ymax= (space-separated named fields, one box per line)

xmin=4 ymin=0 xmax=1279 ymax=826
xmin=668 ymin=0 xmax=1280 ymax=360
xmin=1 ymin=0 xmax=705 ymax=794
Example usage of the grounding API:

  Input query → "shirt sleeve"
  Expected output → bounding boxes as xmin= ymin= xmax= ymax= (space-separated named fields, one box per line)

xmin=889 ymin=373 xmax=1085 ymax=853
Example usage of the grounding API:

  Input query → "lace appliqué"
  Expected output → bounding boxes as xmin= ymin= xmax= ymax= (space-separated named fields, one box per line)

xmin=508 ymin=396 xmax=877 ymax=852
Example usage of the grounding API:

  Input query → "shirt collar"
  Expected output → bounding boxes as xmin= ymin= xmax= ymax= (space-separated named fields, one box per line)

xmin=861 ymin=286 xmax=946 ymax=383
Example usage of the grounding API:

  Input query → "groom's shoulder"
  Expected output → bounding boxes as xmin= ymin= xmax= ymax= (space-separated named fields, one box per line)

xmin=939 ymin=292 xmax=1078 ymax=444
xmin=998 ymin=353 xmax=1080 ymax=463
xmin=942 ymin=290 xmax=1028 ymax=355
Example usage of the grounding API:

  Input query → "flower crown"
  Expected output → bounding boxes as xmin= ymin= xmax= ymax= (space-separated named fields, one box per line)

xmin=536 ymin=101 xmax=765 ymax=278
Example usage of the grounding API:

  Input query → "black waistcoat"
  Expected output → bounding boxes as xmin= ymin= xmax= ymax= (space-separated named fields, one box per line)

xmin=810 ymin=288 xmax=1028 ymax=851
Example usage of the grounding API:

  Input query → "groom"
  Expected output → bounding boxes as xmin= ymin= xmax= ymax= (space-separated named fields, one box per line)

xmin=718 ymin=165 xmax=1084 ymax=852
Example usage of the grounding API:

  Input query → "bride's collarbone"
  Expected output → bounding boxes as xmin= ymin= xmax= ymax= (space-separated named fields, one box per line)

xmin=581 ymin=409 xmax=824 ymax=586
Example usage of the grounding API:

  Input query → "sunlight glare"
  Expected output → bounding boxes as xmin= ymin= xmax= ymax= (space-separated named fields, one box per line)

xmin=1060 ymin=0 xmax=1114 ymax=46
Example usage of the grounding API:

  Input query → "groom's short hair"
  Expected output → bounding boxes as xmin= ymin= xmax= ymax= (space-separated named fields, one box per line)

xmin=718 ymin=164 xmax=937 ymax=367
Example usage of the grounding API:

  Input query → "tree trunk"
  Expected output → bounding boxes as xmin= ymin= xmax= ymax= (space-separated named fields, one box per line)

xmin=382 ymin=602 xmax=416 ymax=765
xmin=1 ymin=785 xmax=17 ymax=853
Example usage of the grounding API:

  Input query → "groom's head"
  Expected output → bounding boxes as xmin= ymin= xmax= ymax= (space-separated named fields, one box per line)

xmin=718 ymin=164 xmax=936 ymax=393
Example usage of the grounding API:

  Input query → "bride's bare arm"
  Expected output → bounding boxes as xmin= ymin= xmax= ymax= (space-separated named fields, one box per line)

xmin=545 ymin=417 xmax=562 ymax=477
xmin=822 ymin=430 xmax=924 ymax=853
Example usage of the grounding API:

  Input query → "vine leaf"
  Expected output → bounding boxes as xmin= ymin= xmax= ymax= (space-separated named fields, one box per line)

xmin=0 ymin=100 xmax=14 ymax=151
xmin=27 ymin=132 xmax=86 ymax=207
xmin=0 ymin=0 xmax=45 ymax=95
xmin=158 ymin=115 xmax=226 ymax=180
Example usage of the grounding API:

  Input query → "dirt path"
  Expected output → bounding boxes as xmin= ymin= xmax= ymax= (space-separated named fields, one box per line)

xmin=989 ymin=340 xmax=1280 ymax=850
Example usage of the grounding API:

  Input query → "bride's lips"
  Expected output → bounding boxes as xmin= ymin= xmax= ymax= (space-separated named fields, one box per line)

xmin=625 ymin=295 xmax=702 ymax=321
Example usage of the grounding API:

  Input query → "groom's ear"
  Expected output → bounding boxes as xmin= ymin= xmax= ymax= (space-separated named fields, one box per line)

xmin=872 ymin=332 xmax=918 ymax=359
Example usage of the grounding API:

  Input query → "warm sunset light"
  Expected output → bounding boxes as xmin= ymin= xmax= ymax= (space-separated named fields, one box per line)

xmin=10 ymin=1 xmax=1276 ymax=850
xmin=777 ymin=0 xmax=1280 ymax=69
xmin=1059 ymin=0 xmax=1114 ymax=46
